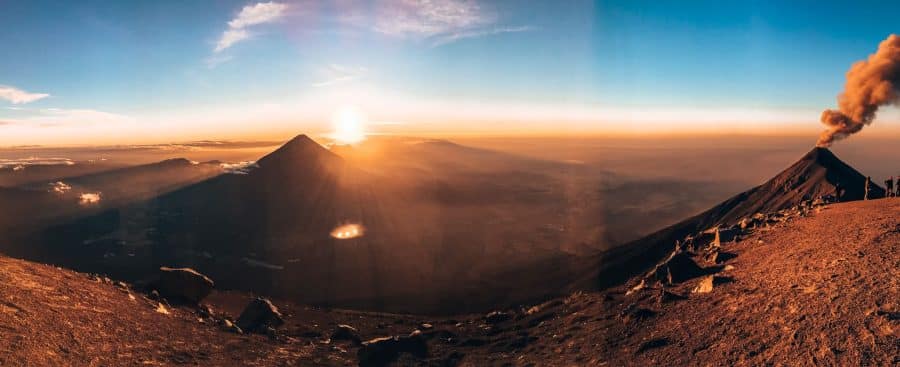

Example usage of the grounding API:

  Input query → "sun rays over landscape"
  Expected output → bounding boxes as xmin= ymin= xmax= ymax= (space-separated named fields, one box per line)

xmin=1 ymin=1 xmax=899 ymax=366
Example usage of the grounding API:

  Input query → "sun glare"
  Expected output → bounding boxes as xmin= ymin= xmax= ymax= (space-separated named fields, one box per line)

xmin=331 ymin=223 xmax=365 ymax=240
xmin=331 ymin=106 xmax=367 ymax=144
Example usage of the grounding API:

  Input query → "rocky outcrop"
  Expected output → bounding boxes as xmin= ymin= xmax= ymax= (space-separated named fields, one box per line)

xmin=236 ymin=297 xmax=284 ymax=334
xmin=155 ymin=267 xmax=214 ymax=304
xmin=357 ymin=332 xmax=428 ymax=367
xmin=331 ymin=324 xmax=361 ymax=343
xmin=648 ymin=251 xmax=705 ymax=285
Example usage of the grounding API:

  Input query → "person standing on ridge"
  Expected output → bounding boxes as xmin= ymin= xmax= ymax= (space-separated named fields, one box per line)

xmin=896 ymin=176 xmax=900 ymax=197
xmin=885 ymin=177 xmax=894 ymax=198
xmin=864 ymin=176 xmax=872 ymax=200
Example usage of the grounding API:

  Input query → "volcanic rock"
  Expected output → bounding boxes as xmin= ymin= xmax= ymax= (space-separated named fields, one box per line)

xmin=484 ymin=311 xmax=511 ymax=324
xmin=236 ymin=297 xmax=284 ymax=333
xmin=155 ymin=267 xmax=214 ymax=304
xmin=656 ymin=289 xmax=686 ymax=305
xmin=649 ymin=251 xmax=705 ymax=285
xmin=331 ymin=324 xmax=361 ymax=343
xmin=693 ymin=275 xmax=715 ymax=293
xmin=357 ymin=333 xmax=428 ymax=367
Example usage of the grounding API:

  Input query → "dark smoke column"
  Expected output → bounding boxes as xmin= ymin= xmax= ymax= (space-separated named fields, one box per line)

xmin=818 ymin=34 xmax=900 ymax=147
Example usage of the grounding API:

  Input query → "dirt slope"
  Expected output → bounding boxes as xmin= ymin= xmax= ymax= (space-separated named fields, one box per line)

xmin=1 ymin=198 xmax=897 ymax=366
xmin=511 ymin=198 xmax=898 ymax=366
xmin=0 ymin=256 xmax=332 ymax=366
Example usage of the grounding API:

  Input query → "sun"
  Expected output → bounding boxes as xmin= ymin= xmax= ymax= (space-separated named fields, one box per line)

xmin=330 ymin=106 xmax=367 ymax=144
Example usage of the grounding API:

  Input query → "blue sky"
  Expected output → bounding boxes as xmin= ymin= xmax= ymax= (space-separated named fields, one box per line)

xmin=0 ymin=0 xmax=898 ymax=145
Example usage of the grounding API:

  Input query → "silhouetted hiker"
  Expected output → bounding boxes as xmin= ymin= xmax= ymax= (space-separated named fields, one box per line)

xmin=887 ymin=177 xmax=895 ymax=198
xmin=864 ymin=176 xmax=872 ymax=200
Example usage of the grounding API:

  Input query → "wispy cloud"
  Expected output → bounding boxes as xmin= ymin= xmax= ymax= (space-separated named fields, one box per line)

xmin=430 ymin=25 xmax=535 ymax=47
xmin=204 ymin=54 xmax=234 ymax=69
xmin=342 ymin=0 xmax=531 ymax=47
xmin=312 ymin=64 xmax=368 ymax=87
xmin=0 ymin=85 xmax=50 ymax=104
xmin=215 ymin=2 xmax=288 ymax=53
xmin=372 ymin=0 xmax=490 ymax=38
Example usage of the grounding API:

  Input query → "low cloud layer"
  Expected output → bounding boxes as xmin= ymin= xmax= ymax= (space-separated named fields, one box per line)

xmin=0 ymin=157 xmax=75 ymax=169
xmin=221 ymin=161 xmax=259 ymax=174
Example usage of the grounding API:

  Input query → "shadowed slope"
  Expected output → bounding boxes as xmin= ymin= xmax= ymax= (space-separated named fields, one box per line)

xmin=575 ymin=147 xmax=885 ymax=291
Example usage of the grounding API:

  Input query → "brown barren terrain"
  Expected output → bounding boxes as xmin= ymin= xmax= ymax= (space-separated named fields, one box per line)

xmin=1 ymin=198 xmax=897 ymax=366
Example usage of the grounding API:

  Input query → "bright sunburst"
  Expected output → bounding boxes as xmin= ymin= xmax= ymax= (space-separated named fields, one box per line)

xmin=331 ymin=106 xmax=367 ymax=144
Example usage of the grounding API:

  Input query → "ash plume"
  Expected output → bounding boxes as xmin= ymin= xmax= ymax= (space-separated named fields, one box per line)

xmin=818 ymin=34 xmax=900 ymax=147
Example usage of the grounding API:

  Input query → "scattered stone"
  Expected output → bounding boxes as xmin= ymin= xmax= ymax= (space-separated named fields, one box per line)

xmin=331 ymin=324 xmax=361 ymax=343
xmin=418 ymin=323 xmax=433 ymax=330
xmin=706 ymin=250 xmax=736 ymax=264
xmin=197 ymin=304 xmax=213 ymax=318
xmin=693 ymin=275 xmax=715 ymax=293
xmin=484 ymin=311 xmax=511 ymax=324
xmin=156 ymin=267 xmax=214 ymax=304
xmin=155 ymin=302 xmax=170 ymax=315
xmin=222 ymin=319 xmax=243 ymax=334
xmin=357 ymin=333 xmax=428 ymax=367
xmin=656 ymin=289 xmax=686 ymax=305
xmin=620 ymin=305 xmax=656 ymax=324
xmin=236 ymin=297 xmax=284 ymax=334
xmin=265 ymin=326 xmax=278 ymax=340
xmin=693 ymin=275 xmax=732 ymax=293
xmin=626 ymin=279 xmax=646 ymax=295
xmin=636 ymin=338 xmax=670 ymax=354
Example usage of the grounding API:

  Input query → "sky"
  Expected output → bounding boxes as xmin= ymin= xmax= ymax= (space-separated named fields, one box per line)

xmin=1 ymin=0 xmax=899 ymax=145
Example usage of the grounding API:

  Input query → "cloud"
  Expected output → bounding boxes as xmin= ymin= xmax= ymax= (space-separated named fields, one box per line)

xmin=214 ymin=2 xmax=288 ymax=53
xmin=0 ymin=157 xmax=75 ymax=169
xmin=312 ymin=64 xmax=368 ymax=87
xmin=372 ymin=0 xmax=491 ymax=38
xmin=221 ymin=161 xmax=259 ymax=174
xmin=205 ymin=54 xmax=234 ymax=69
xmin=0 ymin=85 xmax=50 ymax=104
xmin=215 ymin=29 xmax=250 ymax=52
xmin=49 ymin=181 xmax=72 ymax=194
xmin=229 ymin=2 xmax=289 ymax=28
xmin=341 ymin=0 xmax=531 ymax=47
xmin=430 ymin=25 xmax=535 ymax=47
xmin=79 ymin=192 xmax=101 ymax=205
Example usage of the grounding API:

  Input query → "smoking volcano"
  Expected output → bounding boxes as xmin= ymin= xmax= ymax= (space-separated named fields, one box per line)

xmin=819 ymin=34 xmax=900 ymax=147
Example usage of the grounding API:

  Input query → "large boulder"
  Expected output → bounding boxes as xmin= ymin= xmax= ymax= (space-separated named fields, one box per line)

xmin=236 ymin=297 xmax=284 ymax=334
xmin=156 ymin=267 xmax=214 ymax=304
xmin=357 ymin=332 xmax=428 ymax=367
xmin=649 ymin=251 xmax=705 ymax=284
xmin=331 ymin=324 xmax=361 ymax=343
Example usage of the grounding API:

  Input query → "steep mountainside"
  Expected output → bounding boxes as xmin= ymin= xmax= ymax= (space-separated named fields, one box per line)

xmin=3 ymin=198 xmax=896 ymax=366
xmin=478 ymin=147 xmax=887 ymax=306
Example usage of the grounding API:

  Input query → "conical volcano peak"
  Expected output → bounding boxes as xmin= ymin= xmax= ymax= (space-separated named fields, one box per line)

xmin=801 ymin=146 xmax=839 ymax=164
xmin=256 ymin=134 xmax=341 ymax=167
